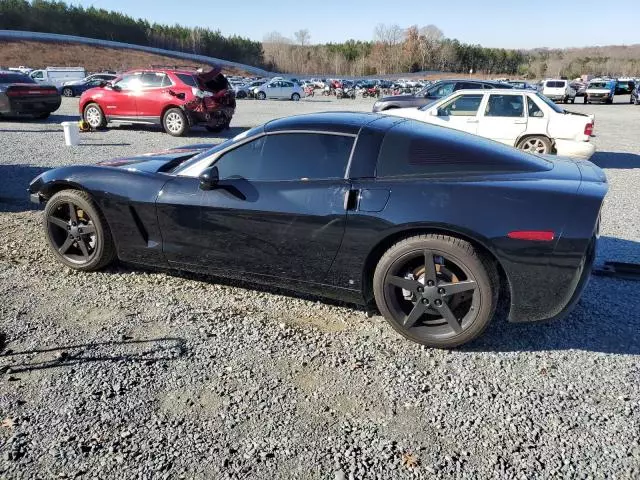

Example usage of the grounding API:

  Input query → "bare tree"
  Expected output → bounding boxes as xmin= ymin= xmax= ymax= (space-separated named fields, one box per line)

xmin=294 ymin=29 xmax=310 ymax=46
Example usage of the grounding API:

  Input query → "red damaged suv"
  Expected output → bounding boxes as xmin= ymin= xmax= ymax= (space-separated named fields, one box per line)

xmin=79 ymin=67 xmax=235 ymax=136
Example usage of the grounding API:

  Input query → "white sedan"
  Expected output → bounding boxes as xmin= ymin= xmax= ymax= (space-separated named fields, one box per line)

xmin=254 ymin=79 xmax=304 ymax=101
xmin=383 ymin=89 xmax=596 ymax=160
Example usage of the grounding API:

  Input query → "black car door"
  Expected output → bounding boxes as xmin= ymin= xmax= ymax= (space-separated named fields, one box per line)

xmin=189 ymin=131 xmax=355 ymax=282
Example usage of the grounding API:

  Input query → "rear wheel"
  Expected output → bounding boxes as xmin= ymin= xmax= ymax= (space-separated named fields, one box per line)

xmin=373 ymin=234 xmax=498 ymax=348
xmin=291 ymin=93 xmax=300 ymax=101
xmin=44 ymin=189 xmax=116 ymax=271
xmin=517 ymin=135 xmax=552 ymax=155
xmin=162 ymin=108 xmax=189 ymax=137
xmin=62 ymin=87 xmax=74 ymax=97
xmin=236 ymin=91 xmax=247 ymax=99
xmin=83 ymin=103 xmax=106 ymax=129
xmin=257 ymin=92 xmax=266 ymax=100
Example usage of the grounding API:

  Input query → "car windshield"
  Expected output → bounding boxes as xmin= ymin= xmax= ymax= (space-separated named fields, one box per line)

xmin=589 ymin=82 xmax=609 ymax=89
xmin=0 ymin=72 xmax=35 ymax=84
xmin=172 ymin=126 xmax=264 ymax=174
xmin=536 ymin=92 xmax=564 ymax=113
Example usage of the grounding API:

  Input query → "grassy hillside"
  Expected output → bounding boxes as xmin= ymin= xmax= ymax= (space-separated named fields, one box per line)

xmin=0 ymin=40 xmax=251 ymax=76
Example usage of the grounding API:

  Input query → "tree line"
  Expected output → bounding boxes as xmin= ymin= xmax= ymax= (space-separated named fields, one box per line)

xmin=0 ymin=0 xmax=264 ymax=66
xmin=1 ymin=1 xmax=639 ymax=77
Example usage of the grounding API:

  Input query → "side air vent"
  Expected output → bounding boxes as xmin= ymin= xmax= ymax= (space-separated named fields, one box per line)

xmin=128 ymin=205 xmax=149 ymax=243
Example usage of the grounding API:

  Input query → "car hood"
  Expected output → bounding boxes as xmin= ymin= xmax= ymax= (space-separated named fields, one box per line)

xmin=96 ymin=144 xmax=215 ymax=173
xmin=378 ymin=94 xmax=421 ymax=103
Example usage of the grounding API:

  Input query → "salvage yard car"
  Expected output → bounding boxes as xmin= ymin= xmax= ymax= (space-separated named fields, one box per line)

xmin=61 ymin=73 xmax=117 ymax=97
xmin=541 ymin=79 xmax=577 ymax=103
xmin=28 ymin=112 xmax=607 ymax=349
xmin=0 ymin=70 xmax=61 ymax=119
xmin=382 ymin=89 xmax=596 ymax=159
xmin=372 ymin=79 xmax=513 ymax=112
xmin=584 ymin=79 xmax=616 ymax=104
xmin=80 ymin=67 xmax=235 ymax=136
xmin=254 ymin=79 xmax=304 ymax=101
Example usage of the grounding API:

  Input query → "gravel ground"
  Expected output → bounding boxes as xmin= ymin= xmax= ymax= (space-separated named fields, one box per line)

xmin=0 ymin=95 xmax=639 ymax=479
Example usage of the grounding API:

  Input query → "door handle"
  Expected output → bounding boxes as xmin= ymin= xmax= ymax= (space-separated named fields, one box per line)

xmin=466 ymin=118 xmax=479 ymax=123
xmin=344 ymin=189 xmax=359 ymax=211
xmin=513 ymin=119 xmax=527 ymax=124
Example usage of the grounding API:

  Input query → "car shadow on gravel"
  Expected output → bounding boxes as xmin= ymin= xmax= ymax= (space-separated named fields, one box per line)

xmin=0 ymin=164 xmax=48 ymax=212
xmin=470 ymin=236 xmax=640 ymax=355
xmin=591 ymin=151 xmax=640 ymax=169
xmin=0 ymin=337 xmax=187 ymax=374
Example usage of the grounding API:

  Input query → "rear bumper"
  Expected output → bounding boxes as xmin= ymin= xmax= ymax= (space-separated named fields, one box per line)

xmin=7 ymin=95 xmax=61 ymax=114
xmin=555 ymin=139 xmax=596 ymax=160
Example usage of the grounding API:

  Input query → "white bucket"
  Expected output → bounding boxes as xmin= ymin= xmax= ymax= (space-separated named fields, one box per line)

xmin=61 ymin=121 xmax=80 ymax=146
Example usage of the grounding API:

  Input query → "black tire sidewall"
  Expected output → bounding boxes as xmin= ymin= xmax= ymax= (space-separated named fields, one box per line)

xmin=43 ymin=191 xmax=110 ymax=271
xmin=373 ymin=235 xmax=497 ymax=348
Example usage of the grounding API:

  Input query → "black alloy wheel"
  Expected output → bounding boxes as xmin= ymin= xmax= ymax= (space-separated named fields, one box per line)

xmin=44 ymin=190 xmax=115 ymax=271
xmin=374 ymin=235 xmax=497 ymax=348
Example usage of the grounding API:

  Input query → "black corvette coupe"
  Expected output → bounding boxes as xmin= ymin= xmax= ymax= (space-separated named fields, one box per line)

xmin=0 ymin=70 xmax=61 ymax=119
xmin=28 ymin=112 xmax=607 ymax=348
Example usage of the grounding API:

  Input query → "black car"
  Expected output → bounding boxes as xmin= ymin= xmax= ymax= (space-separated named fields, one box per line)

xmin=60 ymin=73 xmax=118 ymax=97
xmin=0 ymin=70 xmax=61 ymax=119
xmin=372 ymin=79 xmax=514 ymax=112
xmin=28 ymin=112 xmax=607 ymax=348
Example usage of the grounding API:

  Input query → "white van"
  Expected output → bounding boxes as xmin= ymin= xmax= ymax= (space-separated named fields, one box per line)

xmin=29 ymin=67 xmax=86 ymax=87
xmin=541 ymin=79 xmax=577 ymax=104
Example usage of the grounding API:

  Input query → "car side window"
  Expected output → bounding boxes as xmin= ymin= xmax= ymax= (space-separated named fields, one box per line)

xmin=527 ymin=98 xmax=544 ymax=118
xmin=282 ymin=81 xmax=293 ymax=88
xmin=213 ymin=133 xmax=354 ymax=181
xmin=427 ymin=82 xmax=454 ymax=97
xmin=438 ymin=94 xmax=483 ymax=116
xmin=140 ymin=72 xmax=167 ymax=88
xmin=31 ymin=71 xmax=44 ymax=79
xmin=113 ymin=74 xmax=139 ymax=90
xmin=485 ymin=94 xmax=524 ymax=117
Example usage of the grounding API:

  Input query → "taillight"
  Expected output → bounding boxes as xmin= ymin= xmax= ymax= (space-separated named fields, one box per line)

xmin=584 ymin=123 xmax=594 ymax=136
xmin=7 ymin=87 xmax=56 ymax=96
xmin=507 ymin=231 xmax=555 ymax=241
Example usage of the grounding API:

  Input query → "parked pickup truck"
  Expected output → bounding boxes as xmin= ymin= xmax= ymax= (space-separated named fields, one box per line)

xmin=541 ymin=79 xmax=577 ymax=103
xmin=584 ymin=79 xmax=616 ymax=104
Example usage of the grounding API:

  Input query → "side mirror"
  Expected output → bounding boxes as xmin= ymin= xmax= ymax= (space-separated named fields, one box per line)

xmin=111 ymin=84 xmax=121 ymax=92
xmin=199 ymin=166 xmax=219 ymax=190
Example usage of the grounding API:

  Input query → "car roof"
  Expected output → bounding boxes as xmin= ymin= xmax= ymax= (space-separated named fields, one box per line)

xmin=264 ymin=112 xmax=395 ymax=135
xmin=448 ymin=88 xmax=533 ymax=94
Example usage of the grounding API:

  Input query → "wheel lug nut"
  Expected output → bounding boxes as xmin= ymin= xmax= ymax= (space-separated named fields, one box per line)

xmin=417 ymin=287 xmax=423 ymax=293
xmin=435 ymin=299 xmax=442 ymax=306
xmin=422 ymin=298 xmax=428 ymax=304
xmin=427 ymin=280 xmax=434 ymax=287
xmin=438 ymin=288 xmax=445 ymax=294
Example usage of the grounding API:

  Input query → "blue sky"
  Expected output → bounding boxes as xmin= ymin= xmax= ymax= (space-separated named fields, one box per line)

xmin=67 ymin=0 xmax=633 ymax=49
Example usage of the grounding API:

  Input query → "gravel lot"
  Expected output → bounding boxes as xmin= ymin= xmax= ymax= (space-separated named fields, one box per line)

xmin=0 ymin=95 xmax=639 ymax=479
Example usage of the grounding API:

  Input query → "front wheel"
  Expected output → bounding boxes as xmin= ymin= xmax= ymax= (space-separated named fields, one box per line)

xmin=162 ymin=108 xmax=189 ymax=137
xmin=43 ymin=189 xmax=116 ymax=271
xmin=373 ymin=234 xmax=498 ymax=348
xmin=291 ymin=93 xmax=300 ymax=101
xmin=62 ymin=87 xmax=74 ymax=97
xmin=517 ymin=135 xmax=552 ymax=155
xmin=257 ymin=92 xmax=266 ymax=100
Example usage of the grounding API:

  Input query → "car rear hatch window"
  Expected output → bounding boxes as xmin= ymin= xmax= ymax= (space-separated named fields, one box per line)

xmin=546 ymin=81 xmax=566 ymax=88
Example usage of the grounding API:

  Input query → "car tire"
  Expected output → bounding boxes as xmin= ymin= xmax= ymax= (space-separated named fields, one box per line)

xmin=516 ymin=135 xmax=552 ymax=155
xmin=62 ymin=87 xmax=74 ymax=97
xmin=162 ymin=108 xmax=189 ymax=137
xmin=257 ymin=92 xmax=266 ymax=100
xmin=291 ymin=93 xmax=300 ymax=101
xmin=584 ymin=96 xmax=588 ymax=104
xmin=373 ymin=234 xmax=498 ymax=349
xmin=606 ymin=97 xmax=613 ymax=104
xmin=569 ymin=97 xmax=575 ymax=104
xmin=43 ymin=189 xmax=116 ymax=271
xmin=83 ymin=103 xmax=106 ymax=129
